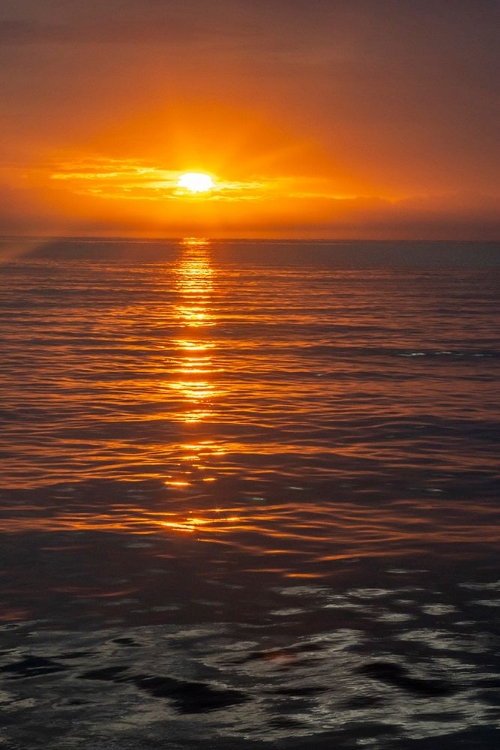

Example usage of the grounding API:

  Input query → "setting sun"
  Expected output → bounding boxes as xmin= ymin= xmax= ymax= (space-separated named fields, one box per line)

xmin=177 ymin=172 xmax=214 ymax=193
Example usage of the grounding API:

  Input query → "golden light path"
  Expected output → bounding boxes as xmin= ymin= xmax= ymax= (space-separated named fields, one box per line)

xmin=158 ymin=238 xmax=231 ymax=529
xmin=169 ymin=237 xmax=219 ymax=423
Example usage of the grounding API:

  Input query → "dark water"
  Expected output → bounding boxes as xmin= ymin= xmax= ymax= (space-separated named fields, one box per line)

xmin=1 ymin=238 xmax=500 ymax=749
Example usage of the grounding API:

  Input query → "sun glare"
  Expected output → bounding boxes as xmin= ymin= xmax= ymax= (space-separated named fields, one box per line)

xmin=177 ymin=172 xmax=214 ymax=193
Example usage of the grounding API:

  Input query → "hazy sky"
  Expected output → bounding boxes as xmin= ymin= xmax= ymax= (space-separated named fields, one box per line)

xmin=0 ymin=0 xmax=498 ymax=238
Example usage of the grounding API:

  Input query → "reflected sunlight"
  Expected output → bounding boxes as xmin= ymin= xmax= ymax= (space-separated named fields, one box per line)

xmin=169 ymin=238 xmax=220 ymax=422
xmin=174 ymin=306 xmax=215 ymax=327
xmin=159 ymin=513 xmax=242 ymax=534
xmin=160 ymin=240 xmax=226 ymax=492
xmin=165 ymin=237 xmax=222 ymax=438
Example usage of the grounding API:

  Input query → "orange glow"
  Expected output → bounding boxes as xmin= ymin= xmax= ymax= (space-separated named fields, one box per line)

xmin=159 ymin=512 xmax=242 ymax=534
xmin=0 ymin=0 xmax=496 ymax=245
xmin=174 ymin=340 xmax=214 ymax=351
xmin=179 ymin=409 xmax=213 ymax=424
xmin=169 ymin=381 xmax=217 ymax=400
xmin=160 ymin=517 xmax=211 ymax=533
xmin=177 ymin=172 xmax=215 ymax=193
xmin=174 ymin=307 xmax=214 ymax=327
xmin=3 ymin=495 xmax=500 ymax=578
xmin=166 ymin=239 xmax=222 ymax=424
xmin=25 ymin=101 xmax=409 ymax=238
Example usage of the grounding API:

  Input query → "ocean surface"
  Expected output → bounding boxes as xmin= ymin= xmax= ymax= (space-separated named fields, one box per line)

xmin=1 ymin=238 xmax=499 ymax=749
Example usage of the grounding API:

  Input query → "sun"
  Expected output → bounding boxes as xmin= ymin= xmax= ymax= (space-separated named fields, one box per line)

xmin=177 ymin=172 xmax=215 ymax=194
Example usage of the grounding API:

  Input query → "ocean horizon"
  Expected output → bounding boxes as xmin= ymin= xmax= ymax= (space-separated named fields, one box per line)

xmin=2 ymin=236 xmax=500 ymax=267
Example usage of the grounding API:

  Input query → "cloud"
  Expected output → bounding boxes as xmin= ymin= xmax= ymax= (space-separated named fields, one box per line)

xmin=47 ymin=157 xmax=276 ymax=202
xmin=29 ymin=154 xmax=498 ymax=240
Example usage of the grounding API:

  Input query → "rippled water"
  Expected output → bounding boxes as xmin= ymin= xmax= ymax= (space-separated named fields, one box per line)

xmin=1 ymin=238 xmax=499 ymax=749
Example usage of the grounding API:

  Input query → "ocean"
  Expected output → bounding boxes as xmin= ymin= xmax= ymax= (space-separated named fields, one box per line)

xmin=1 ymin=238 xmax=499 ymax=749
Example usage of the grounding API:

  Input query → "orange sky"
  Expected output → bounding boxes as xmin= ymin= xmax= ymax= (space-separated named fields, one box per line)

xmin=0 ymin=0 xmax=498 ymax=238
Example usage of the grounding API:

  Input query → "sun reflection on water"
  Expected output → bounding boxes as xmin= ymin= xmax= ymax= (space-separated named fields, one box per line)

xmin=160 ymin=238 xmax=227 ymax=492
xmin=169 ymin=238 xmax=220 ymax=424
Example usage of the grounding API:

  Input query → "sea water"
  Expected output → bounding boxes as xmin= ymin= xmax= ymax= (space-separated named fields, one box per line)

xmin=0 ymin=238 xmax=499 ymax=749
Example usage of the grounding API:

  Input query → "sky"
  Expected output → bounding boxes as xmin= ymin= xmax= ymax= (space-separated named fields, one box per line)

xmin=0 ymin=0 xmax=498 ymax=239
